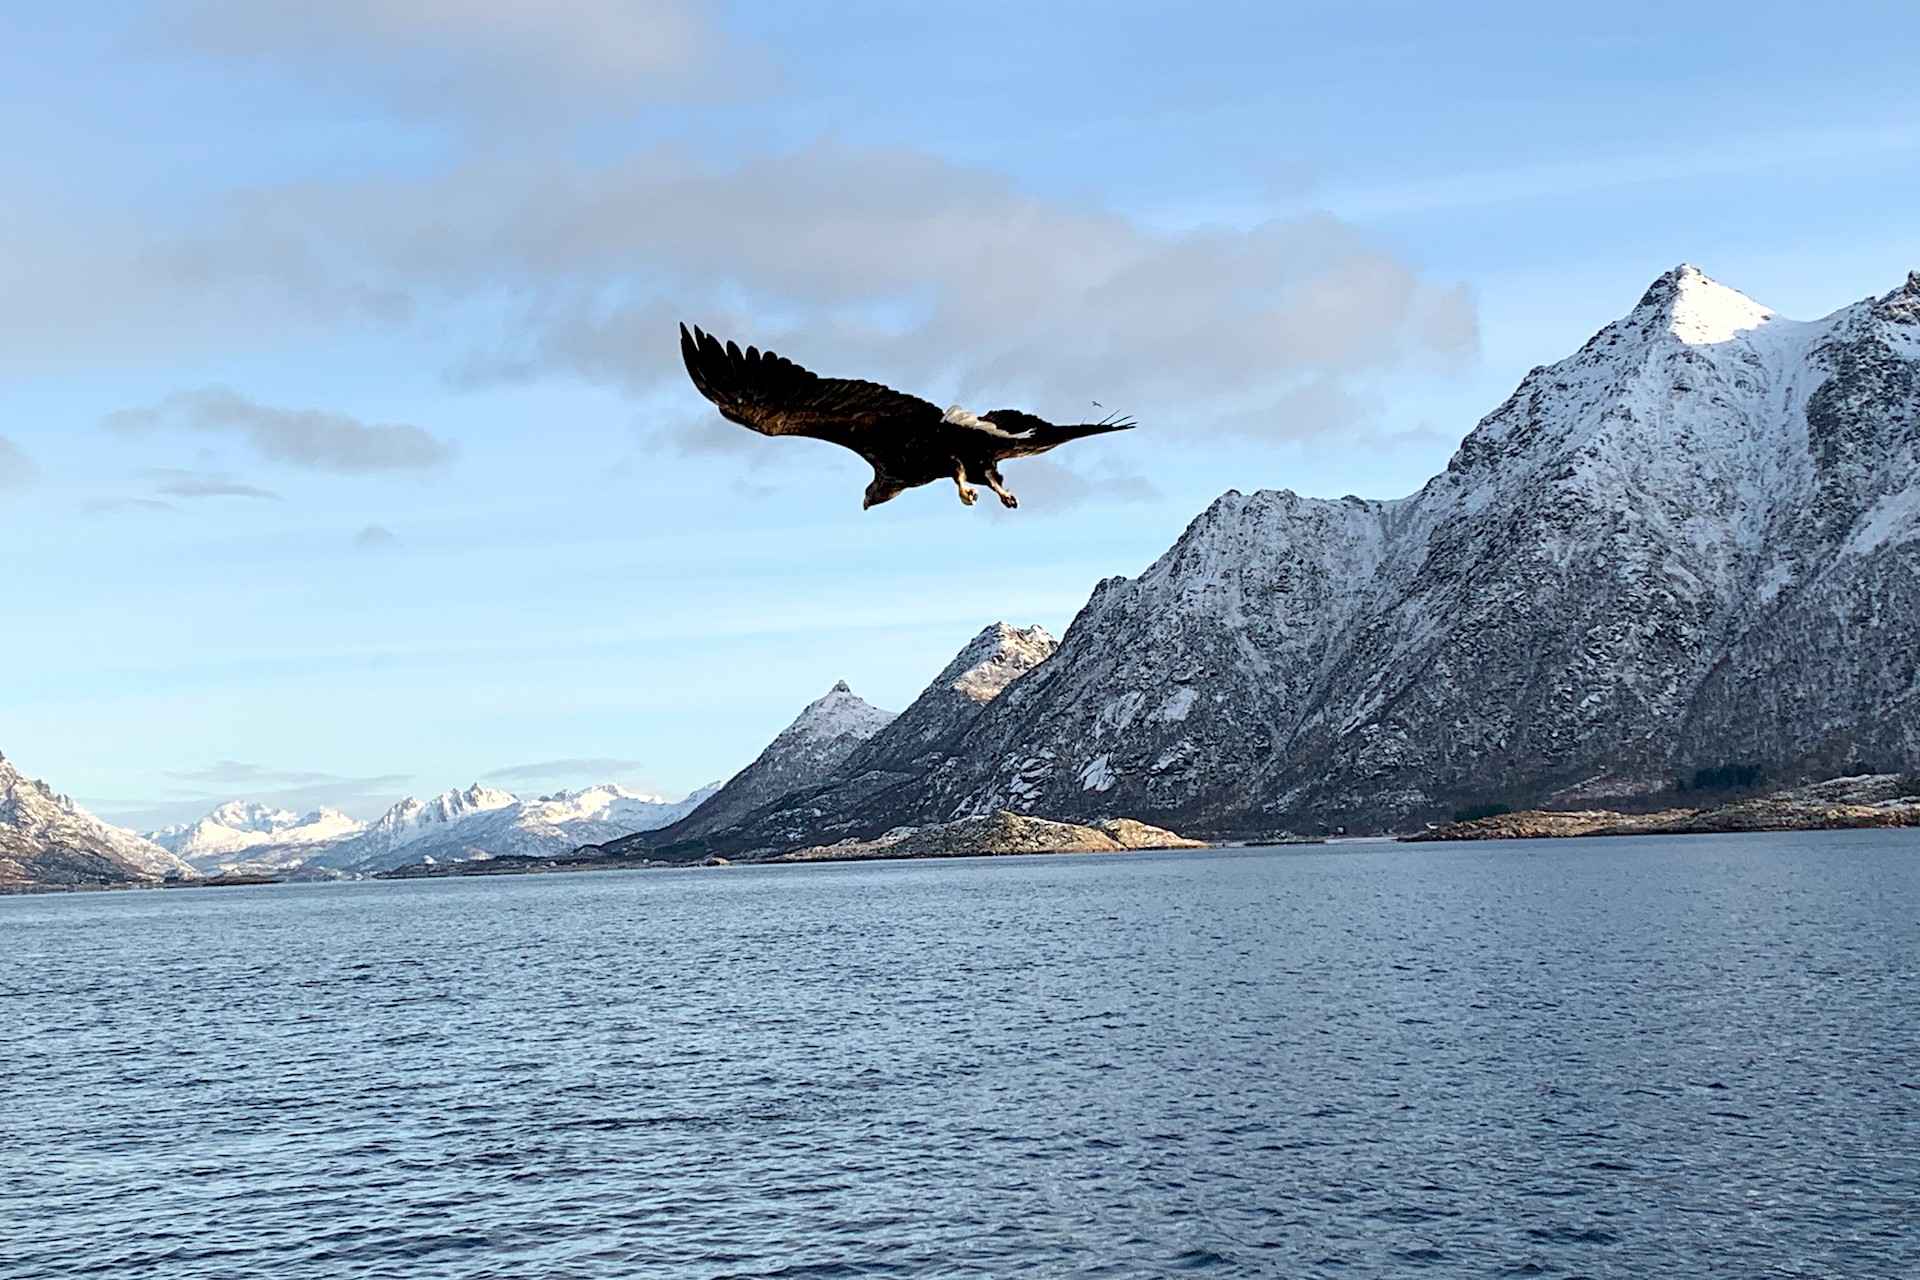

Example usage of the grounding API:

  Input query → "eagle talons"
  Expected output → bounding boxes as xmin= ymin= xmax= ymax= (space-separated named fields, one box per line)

xmin=984 ymin=469 xmax=1018 ymax=508
xmin=954 ymin=464 xmax=978 ymax=506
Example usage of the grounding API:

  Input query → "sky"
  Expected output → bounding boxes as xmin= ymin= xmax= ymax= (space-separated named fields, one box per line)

xmin=4 ymin=0 xmax=1919 ymax=828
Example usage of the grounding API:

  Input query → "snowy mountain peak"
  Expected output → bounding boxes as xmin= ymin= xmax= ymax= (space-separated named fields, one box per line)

xmin=942 ymin=622 xmax=1059 ymax=704
xmin=148 ymin=801 xmax=367 ymax=861
xmin=1875 ymin=271 xmax=1920 ymax=326
xmin=0 ymin=750 xmax=196 ymax=883
xmin=1632 ymin=264 xmax=1774 ymax=345
xmin=781 ymin=682 xmax=895 ymax=746
xmin=866 ymin=266 xmax=1920 ymax=835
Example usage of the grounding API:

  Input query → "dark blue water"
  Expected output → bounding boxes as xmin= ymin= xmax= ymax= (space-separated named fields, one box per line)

xmin=3 ymin=831 xmax=1917 ymax=1278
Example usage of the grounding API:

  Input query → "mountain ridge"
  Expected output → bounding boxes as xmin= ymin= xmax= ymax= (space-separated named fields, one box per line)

xmin=645 ymin=265 xmax=1920 ymax=847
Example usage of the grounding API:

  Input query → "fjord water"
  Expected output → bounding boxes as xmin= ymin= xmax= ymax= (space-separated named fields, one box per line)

xmin=4 ymin=834 xmax=1916 ymax=1279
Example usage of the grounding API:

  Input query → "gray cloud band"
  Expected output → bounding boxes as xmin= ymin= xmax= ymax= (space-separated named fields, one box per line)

xmin=106 ymin=387 xmax=454 ymax=473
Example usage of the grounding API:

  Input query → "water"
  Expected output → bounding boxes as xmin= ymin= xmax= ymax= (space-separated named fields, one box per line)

xmin=3 ymin=831 xmax=1917 ymax=1279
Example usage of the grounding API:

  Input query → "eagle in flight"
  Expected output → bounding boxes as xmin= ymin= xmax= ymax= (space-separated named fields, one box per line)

xmin=680 ymin=324 xmax=1134 ymax=509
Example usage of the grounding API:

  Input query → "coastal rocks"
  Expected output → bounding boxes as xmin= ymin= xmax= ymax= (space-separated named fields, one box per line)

xmin=1407 ymin=773 xmax=1920 ymax=840
xmin=773 ymin=810 xmax=1206 ymax=862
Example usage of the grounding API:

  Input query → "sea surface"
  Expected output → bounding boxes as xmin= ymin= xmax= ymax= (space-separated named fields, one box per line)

xmin=3 ymin=831 xmax=1917 ymax=1279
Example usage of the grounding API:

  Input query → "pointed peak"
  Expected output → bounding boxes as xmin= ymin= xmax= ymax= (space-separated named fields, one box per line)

xmin=783 ymin=681 xmax=896 ymax=744
xmin=942 ymin=622 xmax=1058 ymax=704
xmin=1874 ymin=270 xmax=1920 ymax=324
xmin=1632 ymin=264 xmax=1772 ymax=345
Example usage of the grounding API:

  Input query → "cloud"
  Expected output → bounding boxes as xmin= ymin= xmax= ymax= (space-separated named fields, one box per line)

xmin=983 ymin=456 xmax=1161 ymax=518
xmin=159 ymin=0 xmax=759 ymax=128
xmin=484 ymin=757 xmax=647 ymax=785
xmin=159 ymin=760 xmax=416 ymax=822
xmin=144 ymin=468 xmax=282 ymax=500
xmin=84 ymin=496 xmax=175 ymax=513
xmin=152 ymin=141 xmax=1474 ymax=441
xmin=353 ymin=523 xmax=400 ymax=549
xmin=0 ymin=435 xmax=35 ymax=491
xmin=106 ymin=386 xmax=455 ymax=473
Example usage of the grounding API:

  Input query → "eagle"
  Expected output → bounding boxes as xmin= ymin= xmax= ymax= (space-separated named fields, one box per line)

xmin=679 ymin=324 xmax=1134 ymax=509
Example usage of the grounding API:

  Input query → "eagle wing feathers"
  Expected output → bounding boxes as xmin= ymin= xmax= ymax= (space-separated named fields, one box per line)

xmin=680 ymin=324 xmax=941 ymax=447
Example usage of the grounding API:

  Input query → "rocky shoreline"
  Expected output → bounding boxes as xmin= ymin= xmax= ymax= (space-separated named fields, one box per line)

xmin=381 ymin=810 xmax=1208 ymax=878
xmin=1407 ymin=774 xmax=1920 ymax=842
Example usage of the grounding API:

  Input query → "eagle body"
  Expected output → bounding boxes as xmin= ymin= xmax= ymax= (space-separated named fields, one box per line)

xmin=679 ymin=324 xmax=1133 ymax=509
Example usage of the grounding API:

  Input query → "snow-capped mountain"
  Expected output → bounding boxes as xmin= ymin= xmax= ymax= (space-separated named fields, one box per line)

xmin=620 ymin=622 xmax=1056 ymax=859
xmin=627 ymin=680 xmax=897 ymax=847
xmin=911 ymin=266 xmax=1920 ymax=833
xmin=318 ymin=783 xmax=516 ymax=871
xmin=1 ymin=752 xmax=196 ymax=889
xmin=146 ymin=801 xmax=365 ymax=870
xmin=323 ymin=781 xmax=718 ymax=873
xmin=641 ymin=266 xmax=1920 ymax=845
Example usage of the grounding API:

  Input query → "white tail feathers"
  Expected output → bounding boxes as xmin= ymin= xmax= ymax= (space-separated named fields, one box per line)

xmin=943 ymin=405 xmax=1032 ymax=439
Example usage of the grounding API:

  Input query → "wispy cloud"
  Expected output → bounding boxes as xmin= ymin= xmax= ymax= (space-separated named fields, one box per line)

xmin=156 ymin=760 xmax=416 ymax=822
xmin=353 ymin=523 xmax=399 ymax=550
xmin=983 ymin=457 xmax=1162 ymax=519
xmin=83 ymin=495 xmax=174 ymax=513
xmin=484 ymin=757 xmax=647 ymax=786
xmin=145 ymin=468 xmax=282 ymax=500
xmin=149 ymin=142 xmax=1473 ymax=442
xmin=106 ymin=386 xmax=455 ymax=473
xmin=0 ymin=435 xmax=35 ymax=491
xmin=158 ymin=0 xmax=762 ymax=129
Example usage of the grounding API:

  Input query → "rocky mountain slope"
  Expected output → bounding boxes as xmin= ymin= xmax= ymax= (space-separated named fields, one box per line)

xmin=639 ymin=266 xmax=1920 ymax=845
xmin=1 ymin=753 xmax=197 ymax=889
xmin=600 ymin=622 xmax=1056 ymax=860
xmin=649 ymin=681 xmax=895 ymax=844
xmin=912 ymin=266 xmax=1920 ymax=833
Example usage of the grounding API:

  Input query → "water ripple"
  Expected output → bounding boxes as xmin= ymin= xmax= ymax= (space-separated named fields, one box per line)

xmin=3 ymin=829 xmax=1918 ymax=1277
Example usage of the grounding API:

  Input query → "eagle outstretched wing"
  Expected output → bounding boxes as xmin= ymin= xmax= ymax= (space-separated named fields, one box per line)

xmin=680 ymin=324 xmax=941 ymax=446
xmin=977 ymin=407 xmax=1138 ymax=452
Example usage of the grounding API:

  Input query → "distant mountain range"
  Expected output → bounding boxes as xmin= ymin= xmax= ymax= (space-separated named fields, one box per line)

xmin=141 ymin=782 xmax=718 ymax=876
xmin=147 ymin=801 xmax=364 ymax=868
xmin=7 ymin=264 xmax=1919 ymax=888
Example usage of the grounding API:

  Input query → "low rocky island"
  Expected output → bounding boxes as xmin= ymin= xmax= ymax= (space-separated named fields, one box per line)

xmin=379 ymin=809 xmax=1208 ymax=878
xmin=1408 ymin=774 xmax=1920 ymax=842
xmin=773 ymin=811 xmax=1208 ymax=862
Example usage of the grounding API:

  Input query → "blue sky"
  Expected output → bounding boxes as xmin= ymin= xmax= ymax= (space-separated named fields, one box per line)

xmin=4 ymin=1 xmax=1918 ymax=827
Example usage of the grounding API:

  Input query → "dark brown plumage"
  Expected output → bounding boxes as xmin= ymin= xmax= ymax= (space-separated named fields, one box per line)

xmin=679 ymin=324 xmax=1134 ymax=509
